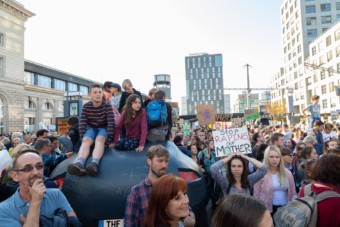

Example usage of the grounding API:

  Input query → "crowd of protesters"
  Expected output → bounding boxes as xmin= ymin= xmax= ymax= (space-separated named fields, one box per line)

xmin=0 ymin=80 xmax=339 ymax=226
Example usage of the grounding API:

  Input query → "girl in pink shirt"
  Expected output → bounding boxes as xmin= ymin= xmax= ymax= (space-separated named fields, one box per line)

xmin=254 ymin=145 xmax=297 ymax=216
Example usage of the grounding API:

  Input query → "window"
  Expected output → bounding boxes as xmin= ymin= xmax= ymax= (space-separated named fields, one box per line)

xmin=326 ymin=36 xmax=331 ymax=46
xmin=327 ymin=50 xmax=333 ymax=61
xmin=54 ymin=79 xmax=66 ymax=91
xmin=305 ymin=5 xmax=316 ymax=13
xmin=24 ymin=72 xmax=35 ymax=84
xmin=320 ymin=3 xmax=331 ymax=12
xmin=0 ymin=33 xmax=4 ymax=47
xmin=311 ymin=46 xmax=317 ymax=55
xmin=306 ymin=17 xmax=317 ymax=25
xmin=321 ymin=84 xmax=327 ymax=94
xmin=44 ymin=102 xmax=53 ymax=110
xmin=68 ymin=82 xmax=77 ymax=92
xmin=335 ymin=29 xmax=340 ymax=41
xmin=307 ymin=29 xmax=317 ymax=38
xmin=80 ymin=85 xmax=88 ymax=95
xmin=321 ymin=16 xmax=332 ymax=24
xmin=330 ymin=82 xmax=335 ymax=92
xmin=28 ymin=100 xmax=36 ymax=109
xmin=0 ymin=57 xmax=4 ymax=77
xmin=336 ymin=2 xmax=340 ymax=10
xmin=322 ymin=99 xmax=328 ymax=109
xmin=337 ymin=63 xmax=340 ymax=72
xmin=37 ymin=75 xmax=51 ymax=88
xmin=320 ymin=71 xmax=326 ymax=80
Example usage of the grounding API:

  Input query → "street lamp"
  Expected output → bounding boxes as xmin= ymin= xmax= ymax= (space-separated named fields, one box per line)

xmin=286 ymin=88 xmax=294 ymax=124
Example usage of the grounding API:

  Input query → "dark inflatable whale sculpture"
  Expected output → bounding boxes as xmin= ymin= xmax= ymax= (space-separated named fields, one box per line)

xmin=50 ymin=141 xmax=208 ymax=227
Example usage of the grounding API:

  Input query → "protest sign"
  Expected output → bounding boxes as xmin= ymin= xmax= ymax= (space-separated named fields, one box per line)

xmin=197 ymin=104 xmax=215 ymax=126
xmin=212 ymin=128 xmax=251 ymax=157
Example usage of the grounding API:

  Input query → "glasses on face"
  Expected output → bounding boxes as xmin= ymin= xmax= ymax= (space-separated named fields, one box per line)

xmin=14 ymin=163 xmax=44 ymax=173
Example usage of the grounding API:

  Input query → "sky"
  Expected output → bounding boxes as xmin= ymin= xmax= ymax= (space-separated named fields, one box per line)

xmin=18 ymin=0 xmax=283 ymax=109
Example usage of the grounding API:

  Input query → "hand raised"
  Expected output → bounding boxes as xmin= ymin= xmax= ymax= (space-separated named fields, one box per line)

xmin=29 ymin=179 xmax=46 ymax=204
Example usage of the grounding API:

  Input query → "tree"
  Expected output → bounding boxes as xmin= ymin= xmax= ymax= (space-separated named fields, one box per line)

xmin=265 ymin=100 xmax=287 ymax=121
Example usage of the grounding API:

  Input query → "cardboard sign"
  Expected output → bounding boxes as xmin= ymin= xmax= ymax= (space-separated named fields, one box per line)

xmin=212 ymin=128 xmax=251 ymax=157
xmin=196 ymin=104 xmax=215 ymax=126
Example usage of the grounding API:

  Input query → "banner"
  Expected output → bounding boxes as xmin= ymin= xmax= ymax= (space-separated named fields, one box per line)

xmin=212 ymin=128 xmax=251 ymax=157
xmin=196 ymin=104 xmax=215 ymax=126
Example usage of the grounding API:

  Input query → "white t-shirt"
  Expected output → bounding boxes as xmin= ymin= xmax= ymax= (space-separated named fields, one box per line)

xmin=272 ymin=174 xmax=288 ymax=206
xmin=323 ymin=131 xmax=338 ymax=142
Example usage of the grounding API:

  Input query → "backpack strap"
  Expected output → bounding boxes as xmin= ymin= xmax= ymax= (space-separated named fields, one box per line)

xmin=315 ymin=190 xmax=340 ymax=203
xmin=304 ymin=183 xmax=313 ymax=196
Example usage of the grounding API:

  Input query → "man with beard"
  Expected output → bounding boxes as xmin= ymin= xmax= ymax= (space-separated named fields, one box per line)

xmin=124 ymin=145 xmax=195 ymax=227
xmin=0 ymin=150 xmax=78 ymax=226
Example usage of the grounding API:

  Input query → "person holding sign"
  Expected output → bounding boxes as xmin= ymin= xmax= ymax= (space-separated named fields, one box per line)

xmin=210 ymin=152 xmax=267 ymax=196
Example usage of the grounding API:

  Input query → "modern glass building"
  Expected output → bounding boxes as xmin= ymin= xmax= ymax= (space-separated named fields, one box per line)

xmin=185 ymin=53 xmax=224 ymax=115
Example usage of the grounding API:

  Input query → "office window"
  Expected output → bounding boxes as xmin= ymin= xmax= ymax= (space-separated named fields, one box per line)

xmin=306 ymin=17 xmax=316 ymax=25
xmin=322 ymin=99 xmax=328 ymax=108
xmin=215 ymin=55 xmax=222 ymax=67
xmin=305 ymin=5 xmax=316 ymax=13
xmin=335 ymin=46 xmax=340 ymax=57
xmin=320 ymin=71 xmax=326 ymax=80
xmin=38 ymin=75 xmax=51 ymax=88
xmin=335 ymin=29 xmax=340 ymax=41
xmin=44 ymin=102 xmax=53 ymax=110
xmin=321 ymin=16 xmax=332 ymax=24
xmin=320 ymin=3 xmax=331 ymax=12
xmin=311 ymin=46 xmax=317 ymax=55
xmin=321 ymin=84 xmax=327 ymax=94
xmin=327 ymin=50 xmax=333 ymax=61
xmin=330 ymin=82 xmax=335 ymax=92
xmin=326 ymin=36 xmax=332 ymax=47
xmin=337 ymin=2 xmax=340 ymax=10
xmin=307 ymin=29 xmax=317 ymax=38
xmin=68 ymin=82 xmax=77 ymax=92
xmin=0 ymin=33 xmax=4 ymax=47
xmin=80 ymin=86 xmax=88 ymax=95
xmin=54 ymin=79 xmax=66 ymax=91
xmin=25 ymin=72 xmax=35 ymax=84
xmin=0 ymin=57 xmax=4 ymax=77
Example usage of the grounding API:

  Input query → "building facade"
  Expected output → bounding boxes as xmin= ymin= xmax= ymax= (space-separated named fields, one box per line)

xmin=185 ymin=53 xmax=224 ymax=115
xmin=0 ymin=0 xmax=34 ymax=134
xmin=305 ymin=22 xmax=340 ymax=114
xmin=0 ymin=0 xmax=98 ymax=134
xmin=271 ymin=0 xmax=340 ymax=119
xmin=223 ymin=94 xmax=231 ymax=113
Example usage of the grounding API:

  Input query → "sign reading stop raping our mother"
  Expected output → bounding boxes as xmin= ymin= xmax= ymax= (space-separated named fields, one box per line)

xmin=212 ymin=128 xmax=252 ymax=158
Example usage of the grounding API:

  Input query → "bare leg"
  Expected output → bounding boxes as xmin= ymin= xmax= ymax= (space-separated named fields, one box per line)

xmin=92 ymin=135 xmax=106 ymax=160
xmin=77 ymin=137 xmax=94 ymax=160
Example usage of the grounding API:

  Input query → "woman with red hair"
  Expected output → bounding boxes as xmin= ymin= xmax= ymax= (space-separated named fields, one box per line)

xmin=144 ymin=174 xmax=190 ymax=227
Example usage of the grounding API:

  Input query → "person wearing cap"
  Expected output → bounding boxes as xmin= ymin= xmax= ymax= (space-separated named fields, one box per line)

xmin=312 ymin=120 xmax=324 ymax=156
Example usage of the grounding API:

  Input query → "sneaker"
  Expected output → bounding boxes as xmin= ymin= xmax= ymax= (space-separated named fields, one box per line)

xmin=86 ymin=162 xmax=99 ymax=176
xmin=68 ymin=162 xmax=87 ymax=176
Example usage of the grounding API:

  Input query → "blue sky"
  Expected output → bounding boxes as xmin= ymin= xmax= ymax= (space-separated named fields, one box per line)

xmin=18 ymin=0 xmax=283 ymax=106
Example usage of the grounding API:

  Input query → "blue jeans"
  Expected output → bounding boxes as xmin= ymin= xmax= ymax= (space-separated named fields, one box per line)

xmin=83 ymin=127 xmax=108 ymax=141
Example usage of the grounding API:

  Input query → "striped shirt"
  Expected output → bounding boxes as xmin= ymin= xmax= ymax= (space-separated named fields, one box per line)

xmin=79 ymin=101 xmax=115 ymax=143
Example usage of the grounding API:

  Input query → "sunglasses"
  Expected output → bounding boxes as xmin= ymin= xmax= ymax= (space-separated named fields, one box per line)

xmin=14 ymin=163 xmax=44 ymax=173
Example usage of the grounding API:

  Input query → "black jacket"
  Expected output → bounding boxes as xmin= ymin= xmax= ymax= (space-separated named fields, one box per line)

xmin=118 ymin=88 xmax=143 ymax=113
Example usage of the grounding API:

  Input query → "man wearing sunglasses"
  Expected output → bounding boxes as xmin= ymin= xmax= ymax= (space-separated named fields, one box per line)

xmin=0 ymin=150 xmax=79 ymax=226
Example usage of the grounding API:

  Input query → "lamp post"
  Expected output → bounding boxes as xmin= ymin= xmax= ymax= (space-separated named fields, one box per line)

xmin=286 ymin=88 xmax=294 ymax=124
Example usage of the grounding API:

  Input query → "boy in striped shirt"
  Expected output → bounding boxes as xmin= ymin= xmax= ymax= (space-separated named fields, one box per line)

xmin=68 ymin=84 xmax=115 ymax=176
